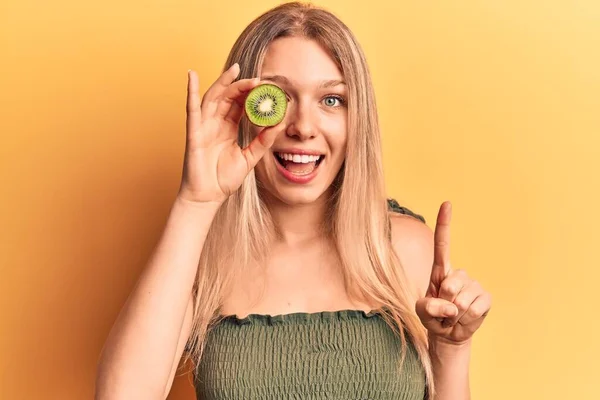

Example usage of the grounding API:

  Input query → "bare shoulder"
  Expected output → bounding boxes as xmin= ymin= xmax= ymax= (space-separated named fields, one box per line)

xmin=389 ymin=211 xmax=434 ymax=299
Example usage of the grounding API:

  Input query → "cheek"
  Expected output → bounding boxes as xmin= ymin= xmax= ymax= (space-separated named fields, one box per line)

xmin=322 ymin=114 xmax=348 ymax=155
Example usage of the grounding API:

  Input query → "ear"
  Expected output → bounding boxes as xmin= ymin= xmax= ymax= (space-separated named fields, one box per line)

xmin=389 ymin=212 xmax=434 ymax=299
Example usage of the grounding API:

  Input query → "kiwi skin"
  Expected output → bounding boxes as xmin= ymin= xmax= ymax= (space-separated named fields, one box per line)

xmin=244 ymin=83 xmax=288 ymax=127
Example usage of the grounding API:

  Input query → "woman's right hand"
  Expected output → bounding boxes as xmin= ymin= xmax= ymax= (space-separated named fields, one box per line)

xmin=177 ymin=64 xmax=281 ymax=205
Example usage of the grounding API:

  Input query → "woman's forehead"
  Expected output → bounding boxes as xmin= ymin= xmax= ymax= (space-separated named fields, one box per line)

xmin=260 ymin=37 xmax=343 ymax=84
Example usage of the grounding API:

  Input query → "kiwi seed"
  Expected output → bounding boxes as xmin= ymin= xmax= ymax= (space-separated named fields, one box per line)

xmin=244 ymin=83 xmax=288 ymax=127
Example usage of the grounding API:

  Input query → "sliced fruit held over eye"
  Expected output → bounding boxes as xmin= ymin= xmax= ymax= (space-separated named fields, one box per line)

xmin=244 ymin=83 xmax=288 ymax=127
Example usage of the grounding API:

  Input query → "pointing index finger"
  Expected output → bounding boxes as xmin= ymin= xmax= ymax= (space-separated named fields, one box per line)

xmin=433 ymin=201 xmax=452 ymax=277
xmin=203 ymin=63 xmax=240 ymax=108
xmin=216 ymin=77 xmax=261 ymax=120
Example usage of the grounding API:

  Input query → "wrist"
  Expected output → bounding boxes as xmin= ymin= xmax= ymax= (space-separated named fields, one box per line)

xmin=174 ymin=195 xmax=223 ymax=213
xmin=170 ymin=196 xmax=223 ymax=227
xmin=429 ymin=336 xmax=472 ymax=361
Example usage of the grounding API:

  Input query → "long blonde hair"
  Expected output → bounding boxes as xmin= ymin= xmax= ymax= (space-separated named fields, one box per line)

xmin=183 ymin=1 xmax=434 ymax=395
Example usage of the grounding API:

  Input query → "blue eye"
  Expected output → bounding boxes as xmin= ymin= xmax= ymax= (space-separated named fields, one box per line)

xmin=323 ymin=95 xmax=344 ymax=107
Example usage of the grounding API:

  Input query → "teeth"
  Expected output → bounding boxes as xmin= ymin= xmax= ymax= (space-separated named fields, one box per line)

xmin=277 ymin=152 xmax=321 ymax=163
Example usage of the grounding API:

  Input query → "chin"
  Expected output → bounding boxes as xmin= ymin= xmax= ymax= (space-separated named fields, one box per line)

xmin=256 ymin=176 xmax=336 ymax=207
xmin=271 ymin=187 xmax=330 ymax=206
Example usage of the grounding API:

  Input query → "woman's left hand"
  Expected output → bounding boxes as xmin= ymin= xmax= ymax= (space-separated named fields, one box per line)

xmin=415 ymin=202 xmax=492 ymax=345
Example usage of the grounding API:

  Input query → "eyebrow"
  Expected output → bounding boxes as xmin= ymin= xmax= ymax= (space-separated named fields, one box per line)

xmin=261 ymin=75 xmax=346 ymax=88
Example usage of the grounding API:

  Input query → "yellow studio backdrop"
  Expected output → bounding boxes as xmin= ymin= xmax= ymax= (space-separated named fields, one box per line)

xmin=1 ymin=0 xmax=598 ymax=398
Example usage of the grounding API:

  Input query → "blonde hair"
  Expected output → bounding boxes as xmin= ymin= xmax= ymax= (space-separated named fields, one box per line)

xmin=183 ymin=1 xmax=434 ymax=395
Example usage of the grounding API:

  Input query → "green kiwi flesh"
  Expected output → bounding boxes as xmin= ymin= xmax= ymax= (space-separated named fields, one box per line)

xmin=244 ymin=83 xmax=288 ymax=127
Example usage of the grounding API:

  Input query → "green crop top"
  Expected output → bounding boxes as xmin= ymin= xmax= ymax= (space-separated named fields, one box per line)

xmin=193 ymin=200 xmax=427 ymax=399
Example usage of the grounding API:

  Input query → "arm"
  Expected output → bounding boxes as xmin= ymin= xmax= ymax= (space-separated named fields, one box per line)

xmin=95 ymin=197 xmax=220 ymax=399
xmin=390 ymin=207 xmax=487 ymax=400
xmin=429 ymin=338 xmax=472 ymax=399
xmin=95 ymin=64 xmax=278 ymax=399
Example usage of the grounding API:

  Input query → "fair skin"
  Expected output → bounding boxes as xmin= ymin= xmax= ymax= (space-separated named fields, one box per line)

xmin=220 ymin=37 xmax=371 ymax=316
xmin=220 ymin=37 xmax=491 ymax=398
xmin=94 ymin=36 xmax=490 ymax=400
xmin=395 ymin=203 xmax=492 ymax=399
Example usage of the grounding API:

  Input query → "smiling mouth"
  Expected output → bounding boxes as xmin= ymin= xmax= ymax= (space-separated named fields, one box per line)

xmin=274 ymin=152 xmax=325 ymax=175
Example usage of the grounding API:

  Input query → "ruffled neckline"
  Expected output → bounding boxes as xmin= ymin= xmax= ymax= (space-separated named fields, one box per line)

xmin=217 ymin=308 xmax=385 ymax=326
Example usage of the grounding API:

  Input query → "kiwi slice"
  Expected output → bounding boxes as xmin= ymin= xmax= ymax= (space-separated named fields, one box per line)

xmin=244 ymin=83 xmax=288 ymax=127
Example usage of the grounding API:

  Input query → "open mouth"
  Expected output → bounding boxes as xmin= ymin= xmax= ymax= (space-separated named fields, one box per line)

xmin=274 ymin=152 xmax=325 ymax=175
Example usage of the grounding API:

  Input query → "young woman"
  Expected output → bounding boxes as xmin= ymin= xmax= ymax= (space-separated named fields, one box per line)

xmin=95 ymin=2 xmax=491 ymax=399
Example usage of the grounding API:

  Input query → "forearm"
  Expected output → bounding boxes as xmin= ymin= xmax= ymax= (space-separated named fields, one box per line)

xmin=430 ymin=338 xmax=472 ymax=400
xmin=95 ymin=196 xmax=220 ymax=398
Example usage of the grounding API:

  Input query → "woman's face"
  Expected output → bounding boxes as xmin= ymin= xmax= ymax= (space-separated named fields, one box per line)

xmin=253 ymin=36 xmax=348 ymax=206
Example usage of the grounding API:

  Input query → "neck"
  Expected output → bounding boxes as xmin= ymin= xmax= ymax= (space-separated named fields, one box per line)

xmin=263 ymin=191 xmax=333 ymax=246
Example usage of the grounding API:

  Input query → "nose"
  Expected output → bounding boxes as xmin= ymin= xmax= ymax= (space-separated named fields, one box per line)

xmin=285 ymin=100 xmax=316 ymax=140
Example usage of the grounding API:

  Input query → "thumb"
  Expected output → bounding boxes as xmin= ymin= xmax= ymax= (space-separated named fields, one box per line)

xmin=416 ymin=297 xmax=458 ymax=326
xmin=241 ymin=124 xmax=285 ymax=170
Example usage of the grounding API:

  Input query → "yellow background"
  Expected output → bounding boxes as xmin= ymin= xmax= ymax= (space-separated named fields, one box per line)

xmin=1 ymin=0 xmax=598 ymax=399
